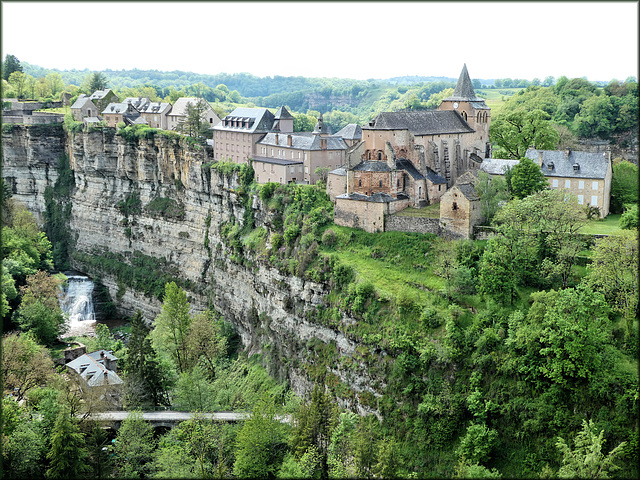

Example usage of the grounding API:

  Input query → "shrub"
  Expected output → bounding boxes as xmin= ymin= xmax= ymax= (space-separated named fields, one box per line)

xmin=620 ymin=203 xmax=638 ymax=230
xmin=321 ymin=228 xmax=337 ymax=247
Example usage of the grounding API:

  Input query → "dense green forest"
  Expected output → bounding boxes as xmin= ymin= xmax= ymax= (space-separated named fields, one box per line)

xmin=2 ymin=157 xmax=638 ymax=477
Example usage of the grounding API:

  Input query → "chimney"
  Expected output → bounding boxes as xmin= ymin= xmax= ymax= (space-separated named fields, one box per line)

xmin=537 ymin=151 xmax=543 ymax=166
xmin=565 ymin=149 xmax=571 ymax=157
xmin=287 ymin=135 xmax=292 ymax=146
xmin=320 ymin=138 xmax=327 ymax=150
xmin=275 ymin=133 xmax=279 ymax=145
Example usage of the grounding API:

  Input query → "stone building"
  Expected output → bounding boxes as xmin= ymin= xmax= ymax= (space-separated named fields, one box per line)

xmin=439 ymin=177 xmax=482 ymax=239
xmin=137 ymin=101 xmax=172 ymax=129
xmin=89 ymin=89 xmax=119 ymax=113
xmin=167 ymin=97 xmax=221 ymax=132
xmin=526 ymin=148 xmax=612 ymax=217
xmin=70 ymin=94 xmax=100 ymax=122
xmin=101 ymin=102 xmax=143 ymax=127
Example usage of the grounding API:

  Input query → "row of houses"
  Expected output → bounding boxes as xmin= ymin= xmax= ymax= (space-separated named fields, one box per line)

xmin=71 ymin=89 xmax=221 ymax=130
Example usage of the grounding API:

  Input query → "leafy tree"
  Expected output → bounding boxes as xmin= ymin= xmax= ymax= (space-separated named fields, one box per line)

xmin=294 ymin=113 xmax=317 ymax=132
xmin=456 ymin=422 xmax=498 ymax=464
xmin=2 ymin=332 xmax=54 ymax=400
xmin=574 ymin=94 xmax=616 ymax=139
xmin=1 ymin=266 xmax=18 ymax=317
xmin=556 ymin=420 xmax=627 ymax=478
xmin=610 ymin=160 xmax=638 ymax=213
xmin=290 ymin=383 xmax=338 ymax=478
xmin=3 ymin=419 xmax=46 ymax=479
xmin=2 ymin=53 xmax=23 ymax=80
xmin=176 ymin=97 xmax=212 ymax=138
xmin=490 ymin=109 xmax=559 ymax=159
xmin=619 ymin=203 xmax=638 ymax=230
xmin=184 ymin=309 xmax=227 ymax=377
xmin=84 ymin=72 xmax=108 ymax=92
xmin=327 ymin=411 xmax=358 ymax=478
xmin=586 ymin=230 xmax=638 ymax=329
xmin=45 ymin=72 xmax=65 ymax=97
xmin=475 ymin=171 xmax=510 ymax=223
xmin=14 ymin=271 xmax=67 ymax=345
xmin=509 ymin=157 xmax=548 ymax=199
xmin=7 ymin=70 xmax=27 ymax=99
xmin=124 ymin=311 xmax=171 ymax=408
xmin=113 ymin=410 xmax=156 ymax=479
xmin=46 ymin=408 xmax=91 ymax=479
xmin=453 ymin=459 xmax=502 ymax=478
xmin=84 ymin=422 xmax=114 ymax=480
xmin=233 ymin=395 xmax=288 ymax=478
xmin=150 ymin=281 xmax=191 ymax=373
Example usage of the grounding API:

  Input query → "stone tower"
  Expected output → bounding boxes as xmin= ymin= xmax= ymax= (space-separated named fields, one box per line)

xmin=438 ymin=64 xmax=491 ymax=158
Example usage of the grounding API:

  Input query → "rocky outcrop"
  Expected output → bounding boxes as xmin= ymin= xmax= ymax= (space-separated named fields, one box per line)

xmin=2 ymin=125 xmax=383 ymax=413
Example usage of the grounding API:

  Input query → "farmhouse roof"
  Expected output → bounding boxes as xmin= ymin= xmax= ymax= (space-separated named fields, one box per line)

xmin=67 ymin=350 xmax=123 ymax=387
xmin=70 ymin=94 xmax=94 ymax=110
xmin=89 ymin=89 xmax=115 ymax=100
xmin=395 ymin=158 xmax=425 ymax=180
xmin=168 ymin=97 xmax=209 ymax=117
xmin=101 ymin=102 xmax=138 ymax=115
xmin=479 ymin=158 xmax=519 ymax=175
xmin=258 ymin=132 xmax=347 ymax=151
xmin=364 ymin=110 xmax=474 ymax=136
xmin=335 ymin=123 xmax=363 ymax=141
xmin=455 ymin=183 xmax=480 ymax=201
xmin=525 ymin=148 xmax=610 ymax=179
xmin=425 ymin=166 xmax=448 ymax=184
xmin=214 ymin=107 xmax=275 ymax=133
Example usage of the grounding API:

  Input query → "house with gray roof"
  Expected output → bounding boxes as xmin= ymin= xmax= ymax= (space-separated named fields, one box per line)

xmin=526 ymin=148 xmax=612 ymax=217
xmin=89 ymin=89 xmax=119 ymax=113
xmin=335 ymin=123 xmax=363 ymax=147
xmin=71 ymin=94 xmax=100 ymax=122
xmin=167 ymin=97 xmax=220 ymax=132
xmin=439 ymin=175 xmax=482 ymax=239
xmin=137 ymin=101 xmax=172 ymax=129
xmin=213 ymin=107 xmax=277 ymax=164
xmin=101 ymin=102 xmax=144 ymax=128
xmin=66 ymin=349 xmax=123 ymax=389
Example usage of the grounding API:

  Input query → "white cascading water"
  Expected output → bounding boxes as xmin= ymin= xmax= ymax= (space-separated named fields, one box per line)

xmin=59 ymin=274 xmax=97 ymax=337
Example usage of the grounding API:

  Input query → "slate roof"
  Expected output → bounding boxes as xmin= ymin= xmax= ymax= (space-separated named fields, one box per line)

xmin=396 ymin=158 xmax=425 ymax=180
xmin=525 ymin=148 xmax=610 ymax=179
xmin=138 ymin=102 xmax=171 ymax=114
xmin=123 ymin=97 xmax=150 ymax=109
xmin=364 ymin=110 xmax=474 ymax=135
xmin=456 ymin=183 xmax=480 ymax=201
xmin=84 ymin=116 xmax=101 ymax=123
xmin=67 ymin=350 xmax=123 ymax=387
xmin=329 ymin=167 xmax=347 ymax=176
xmin=455 ymin=170 xmax=479 ymax=185
xmin=479 ymin=158 xmax=519 ymax=175
xmin=335 ymin=123 xmax=363 ymax=141
xmin=70 ymin=94 xmax=94 ymax=110
xmin=89 ymin=89 xmax=115 ymax=100
xmin=443 ymin=64 xmax=483 ymax=102
xmin=258 ymin=132 xmax=347 ymax=151
xmin=274 ymin=105 xmax=294 ymax=119
xmin=352 ymin=160 xmax=392 ymax=172
xmin=214 ymin=107 xmax=275 ymax=133
xmin=101 ymin=102 xmax=138 ymax=115
xmin=168 ymin=97 xmax=209 ymax=117
xmin=425 ymin=166 xmax=447 ymax=184
xmin=252 ymin=155 xmax=303 ymax=166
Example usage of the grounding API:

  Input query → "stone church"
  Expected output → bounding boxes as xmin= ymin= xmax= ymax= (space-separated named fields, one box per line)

xmin=329 ymin=64 xmax=491 ymax=208
xmin=330 ymin=65 xmax=491 ymax=232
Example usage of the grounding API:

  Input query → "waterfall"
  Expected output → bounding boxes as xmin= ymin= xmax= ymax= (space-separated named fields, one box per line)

xmin=59 ymin=274 xmax=97 ymax=337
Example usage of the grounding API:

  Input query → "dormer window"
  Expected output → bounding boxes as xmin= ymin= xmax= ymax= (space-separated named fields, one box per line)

xmin=547 ymin=162 xmax=554 ymax=170
xmin=572 ymin=163 xmax=580 ymax=171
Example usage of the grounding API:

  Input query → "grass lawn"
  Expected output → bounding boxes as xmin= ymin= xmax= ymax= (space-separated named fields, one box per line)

xmin=581 ymin=214 xmax=622 ymax=235
xmin=394 ymin=203 xmax=440 ymax=218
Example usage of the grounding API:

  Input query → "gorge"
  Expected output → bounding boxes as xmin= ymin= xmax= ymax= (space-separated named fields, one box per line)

xmin=2 ymin=123 xmax=382 ymax=414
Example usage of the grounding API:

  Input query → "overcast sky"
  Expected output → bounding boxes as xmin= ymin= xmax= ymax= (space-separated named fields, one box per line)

xmin=2 ymin=1 xmax=638 ymax=82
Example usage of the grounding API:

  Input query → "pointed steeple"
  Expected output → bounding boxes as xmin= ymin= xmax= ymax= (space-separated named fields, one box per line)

xmin=444 ymin=64 xmax=482 ymax=101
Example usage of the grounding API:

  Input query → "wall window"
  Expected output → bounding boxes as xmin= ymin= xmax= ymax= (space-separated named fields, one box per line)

xmin=579 ymin=180 xmax=584 ymax=189
xmin=552 ymin=179 xmax=559 ymax=188
xmin=452 ymin=202 xmax=458 ymax=210
xmin=577 ymin=194 xmax=584 ymax=204
xmin=591 ymin=195 xmax=598 ymax=206
xmin=379 ymin=180 xmax=382 ymax=187
xmin=565 ymin=179 xmax=571 ymax=188
xmin=359 ymin=179 xmax=362 ymax=187
xmin=592 ymin=181 xmax=598 ymax=190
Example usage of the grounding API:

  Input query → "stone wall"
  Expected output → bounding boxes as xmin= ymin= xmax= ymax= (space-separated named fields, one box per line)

xmin=384 ymin=215 xmax=442 ymax=235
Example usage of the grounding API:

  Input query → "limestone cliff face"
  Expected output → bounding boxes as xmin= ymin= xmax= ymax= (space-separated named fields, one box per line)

xmin=1 ymin=124 xmax=66 ymax=223
xmin=2 ymin=126 xmax=383 ymax=413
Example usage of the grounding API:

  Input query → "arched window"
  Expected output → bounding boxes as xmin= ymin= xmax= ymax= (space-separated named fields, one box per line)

xmin=477 ymin=112 xmax=481 ymax=122
xmin=377 ymin=151 xmax=382 ymax=160
xmin=453 ymin=202 xmax=458 ymax=210
xmin=379 ymin=180 xmax=383 ymax=188
xmin=367 ymin=151 xmax=371 ymax=160
xmin=359 ymin=179 xmax=362 ymax=187
xmin=461 ymin=111 xmax=467 ymax=121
